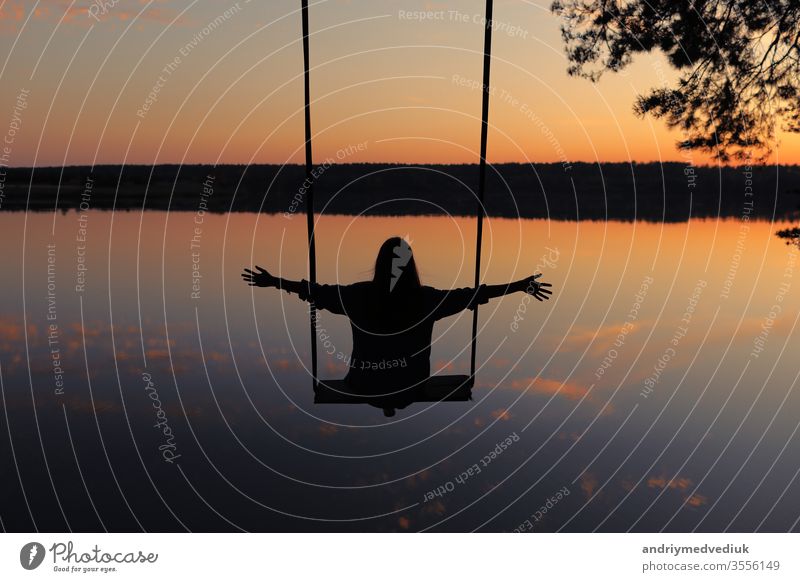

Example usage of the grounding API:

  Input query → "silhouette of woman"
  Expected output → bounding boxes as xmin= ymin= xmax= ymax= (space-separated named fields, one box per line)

xmin=242 ymin=237 xmax=552 ymax=413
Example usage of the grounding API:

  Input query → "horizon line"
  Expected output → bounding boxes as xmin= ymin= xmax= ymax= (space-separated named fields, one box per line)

xmin=5 ymin=160 xmax=796 ymax=170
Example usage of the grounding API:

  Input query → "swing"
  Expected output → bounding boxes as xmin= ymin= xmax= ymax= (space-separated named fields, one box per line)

xmin=301 ymin=0 xmax=495 ymax=405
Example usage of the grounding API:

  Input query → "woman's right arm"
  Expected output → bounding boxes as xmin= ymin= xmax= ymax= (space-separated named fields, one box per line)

xmin=241 ymin=266 xmax=350 ymax=314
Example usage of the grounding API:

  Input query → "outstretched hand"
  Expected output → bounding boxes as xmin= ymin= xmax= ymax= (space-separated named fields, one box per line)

xmin=241 ymin=266 xmax=277 ymax=288
xmin=524 ymin=273 xmax=553 ymax=301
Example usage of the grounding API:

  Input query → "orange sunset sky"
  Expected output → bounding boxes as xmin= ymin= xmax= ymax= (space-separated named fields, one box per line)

xmin=1 ymin=0 xmax=799 ymax=167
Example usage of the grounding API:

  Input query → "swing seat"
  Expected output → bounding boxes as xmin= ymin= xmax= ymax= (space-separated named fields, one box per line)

xmin=313 ymin=374 xmax=473 ymax=404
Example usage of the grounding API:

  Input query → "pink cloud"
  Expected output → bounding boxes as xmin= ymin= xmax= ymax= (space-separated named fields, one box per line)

xmin=509 ymin=376 xmax=590 ymax=401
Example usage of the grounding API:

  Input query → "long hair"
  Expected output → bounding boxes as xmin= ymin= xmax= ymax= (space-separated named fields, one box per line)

xmin=372 ymin=237 xmax=421 ymax=296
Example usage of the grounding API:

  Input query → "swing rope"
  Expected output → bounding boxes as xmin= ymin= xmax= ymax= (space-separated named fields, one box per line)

xmin=301 ymin=0 xmax=318 ymax=384
xmin=301 ymin=0 xmax=494 ymax=386
xmin=471 ymin=0 xmax=494 ymax=381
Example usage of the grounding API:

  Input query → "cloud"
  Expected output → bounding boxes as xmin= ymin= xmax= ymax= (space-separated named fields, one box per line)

xmin=274 ymin=358 xmax=296 ymax=371
xmin=684 ymin=493 xmax=708 ymax=507
xmin=15 ymin=1 xmax=191 ymax=27
xmin=503 ymin=375 xmax=615 ymax=415
xmin=67 ymin=398 xmax=119 ymax=414
xmin=647 ymin=473 xmax=709 ymax=507
xmin=70 ymin=322 xmax=102 ymax=337
xmin=318 ymin=424 xmax=338 ymax=436
xmin=324 ymin=360 xmax=346 ymax=374
xmin=560 ymin=322 xmax=642 ymax=357
xmin=580 ymin=472 xmax=598 ymax=499
xmin=144 ymin=348 xmax=170 ymax=360
xmin=421 ymin=500 xmax=446 ymax=516
xmin=404 ymin=469 xmax=431 ymax=489
xmin=0 ymin=320 xmax=23 ymax=341
xmin=0 ymin=2 xmax=25 ymax=24
xmin=509 ymin=376 xmax=590 ymax=401
xmin=432 ymin=359 xmax=457 ymax=373
xmin=719 ymin=313 xmax=796 ymax=346
xmin=647 ymin=474 xmax=693 ymax=492
xmin=203 ymin=351 xmax=230 ymax=363
xmin=490 ymin=408 xmax=512 ymax=421
xmin=489 ymin=357 xmax=513 ymax=369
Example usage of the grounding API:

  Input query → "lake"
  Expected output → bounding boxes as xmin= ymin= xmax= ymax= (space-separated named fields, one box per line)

xmin=1 ymin=210 xmax=798 ymax=532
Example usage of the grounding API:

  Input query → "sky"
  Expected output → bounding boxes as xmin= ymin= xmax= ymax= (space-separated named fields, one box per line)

xmin=1 ymin=0 xmax=799 ymax=167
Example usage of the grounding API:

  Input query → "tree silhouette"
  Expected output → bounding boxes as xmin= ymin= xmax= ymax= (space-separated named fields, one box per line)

xmin=776 ymin=226 xmax=800 ymax=247
xmin=551 ymin=0 xmax=800 ymax=160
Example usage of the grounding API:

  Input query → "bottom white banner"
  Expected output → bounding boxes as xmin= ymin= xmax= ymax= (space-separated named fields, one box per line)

xmin=1 ymin=533 xmax=796 ymax=581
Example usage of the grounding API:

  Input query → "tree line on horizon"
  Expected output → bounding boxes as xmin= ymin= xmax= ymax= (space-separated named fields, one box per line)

xmin=1 ymin=162 xmax=797 ymax=222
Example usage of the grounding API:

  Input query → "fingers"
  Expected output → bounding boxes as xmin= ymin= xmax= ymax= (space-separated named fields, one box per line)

xmin=530 ymin=280 xmax=553 ymax=302
xmin=525 ymin=282 xmax=553 ymax=295
xmin=242 ymin=267 xmax=261 ymax=284
xmin=255 ymin=265 xmax=268 ymax=274
xmin=532 ymin=273 xmax=542 ymax=279
xmin=528 ymin=284 xmax=553 ymax=300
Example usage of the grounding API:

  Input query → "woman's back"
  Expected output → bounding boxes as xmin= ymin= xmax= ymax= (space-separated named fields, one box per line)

xmin=344 ymin=282 xmax=437 ymax=392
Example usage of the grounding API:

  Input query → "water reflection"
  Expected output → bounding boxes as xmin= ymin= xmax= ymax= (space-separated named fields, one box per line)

xmin=1 ymin=211 xmax=798 ymax=532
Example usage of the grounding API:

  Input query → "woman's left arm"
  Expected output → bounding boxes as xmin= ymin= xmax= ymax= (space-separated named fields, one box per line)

xmin=241 ymin=266 xmax=305 ymax=294
xmin=432 ymin=274 xmax=552 ymax=320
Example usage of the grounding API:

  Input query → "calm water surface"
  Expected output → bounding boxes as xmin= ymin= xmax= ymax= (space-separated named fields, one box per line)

xmin=1 ymin=211 xmax=798 ymax=532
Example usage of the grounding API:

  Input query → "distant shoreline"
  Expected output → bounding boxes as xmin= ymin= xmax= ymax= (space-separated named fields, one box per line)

xmin=1 ymin=162 xmax=798 ymax=221
xmin=1 ymin=208 xmax=794 ymax=226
